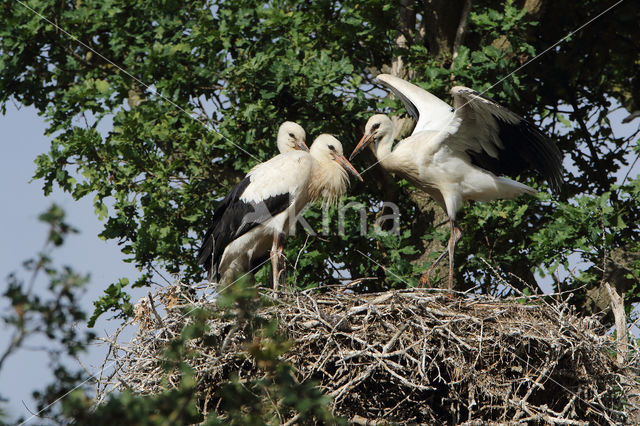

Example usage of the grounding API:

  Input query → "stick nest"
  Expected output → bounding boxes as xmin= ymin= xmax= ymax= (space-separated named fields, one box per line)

xmin=98 ymin=284 xmax=639 ymax=424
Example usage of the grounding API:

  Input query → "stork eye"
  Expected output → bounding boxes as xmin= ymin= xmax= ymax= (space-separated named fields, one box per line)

xmin=328 ymin=144 xmax=335 ymax=151
xmin=371 ymin=123 xmax=381 ymax=131
xmin=288 ymin=132 xmax=295 ymax=137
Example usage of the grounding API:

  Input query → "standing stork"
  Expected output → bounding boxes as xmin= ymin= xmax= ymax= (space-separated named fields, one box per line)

xmin=350 ymin=74 xmax=563 ymax=290
xmin=198 ymin=131 xmax=362 ymax=291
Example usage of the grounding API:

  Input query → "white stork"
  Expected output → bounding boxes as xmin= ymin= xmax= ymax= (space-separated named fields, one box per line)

xmin=198 ymin=131 xmax=362 ymax=291
xmin=350 ymin=74 xmax=563 ymax=290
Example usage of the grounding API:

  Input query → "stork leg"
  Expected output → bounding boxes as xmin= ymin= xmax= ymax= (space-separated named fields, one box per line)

xmin=447 ymin=219 xmax=457 ymax=291
xmin=276 ymin=233 xmax=286 ymax=291
xmin=419 ymin=220 xmax=463 ymax=288
xmin=270 ymin=233 xmax=280 ymax=291
xmin=270 ymin=232 xmax=286 ymax=292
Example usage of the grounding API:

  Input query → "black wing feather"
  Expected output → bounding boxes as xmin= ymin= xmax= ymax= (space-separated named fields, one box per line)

xmin=453 ymin=87 xmax=563 ymax=195
xmin=466 ymin=116 xmax=564 ymax=194
xmin=381 ymin=81 xmax=420 ymax=121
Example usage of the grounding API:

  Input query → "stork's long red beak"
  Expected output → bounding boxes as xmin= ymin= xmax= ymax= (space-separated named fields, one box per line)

xmin=297 ymin=139 xmax=310 ymax=152
xmin=349 ymin=133 xmax=374 ymax=161
xmin=332 ymin=153 xmax=364 ymax=182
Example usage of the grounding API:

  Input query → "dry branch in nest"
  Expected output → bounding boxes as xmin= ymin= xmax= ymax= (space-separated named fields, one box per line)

xmin=97 ymin=284 xmax=639 ymax=424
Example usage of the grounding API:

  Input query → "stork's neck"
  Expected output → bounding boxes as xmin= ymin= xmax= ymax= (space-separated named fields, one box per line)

xmin=373 ymin=130 xmax=399 ymax=170
xmin=308 ymin=158 xmax=348 ymax=205
xmin=372 ymin=129 xmax=421 ymax=182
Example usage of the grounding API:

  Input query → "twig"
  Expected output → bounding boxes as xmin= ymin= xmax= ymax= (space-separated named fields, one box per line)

xmin=147 ymin=291 xmax=165 ymax=328
xmin=605 ymin=283 xmax=628 ymax=364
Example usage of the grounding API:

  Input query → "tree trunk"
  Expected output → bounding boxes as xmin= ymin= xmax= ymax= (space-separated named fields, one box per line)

xmin=422 ymin=0 xmax=470 ymax=58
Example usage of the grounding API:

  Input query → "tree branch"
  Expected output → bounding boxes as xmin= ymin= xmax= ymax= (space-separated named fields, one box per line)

xmin=567 ymin=90 xmax=610 ymax=191
xmin=604 ymin=283 xmax=627 ymax=364
xmin=451 ymin=0 xmax=472 ymax=64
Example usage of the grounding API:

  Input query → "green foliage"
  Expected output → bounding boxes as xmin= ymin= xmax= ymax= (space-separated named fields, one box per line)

xmin=88 ymin=277 xmax=133 ymax=327
xmin=369 ymin=230 xmax=421 ymax=289
xmin=207 ymin=281 xmax=339 ymax=423
xmin=69 ymin=386 xmax=203 ymax=426
xmin=2 ymin=0 xmax=639 ymax=422
xmin=1 ymin=0 xmax=639 ymax=324
xmin=231 ymin=288 xmax=339 ymax=423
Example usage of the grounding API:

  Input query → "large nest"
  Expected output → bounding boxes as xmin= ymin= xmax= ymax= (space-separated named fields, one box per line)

xmin=97 ymin=283 xmax=639 ymax=424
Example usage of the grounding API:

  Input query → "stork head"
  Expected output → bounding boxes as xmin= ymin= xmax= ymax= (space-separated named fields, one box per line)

xmin=277 ymin=121 xmax=308 ymax=153
xmin=349 ymin=114 xmax=393 ymax=160
xmin=310 ymin=134 xmax=363 ymax=182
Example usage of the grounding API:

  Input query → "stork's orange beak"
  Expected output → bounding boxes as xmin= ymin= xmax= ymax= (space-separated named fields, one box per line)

xmin=332 ymin=153 xmax=364 ymax=182
xmin=349 ymin=133 xmax=374 ymax=161
xmin=297 ymin=139 xmax=310 ymax=152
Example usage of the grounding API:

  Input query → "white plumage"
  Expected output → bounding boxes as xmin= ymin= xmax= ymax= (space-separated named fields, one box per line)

xmin=240 ymin=151 xmax=312 ymax=204
xmin=350 ymin=74 xmax=563 ymax=290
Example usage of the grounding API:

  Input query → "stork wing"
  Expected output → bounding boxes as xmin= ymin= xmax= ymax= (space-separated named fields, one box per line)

xmin=449 ymin=86 xmax=563 ymax=194
xmin=241 ymin=151 xmax=312 ymax=204
xmin=233 ymin=151 xmax=312 ymax=237
xmin=196 ymin=176 xmax=253 ymax=274
xmin=376 ymin=74 xmax=456 ymax=134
